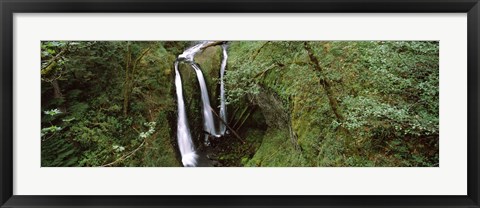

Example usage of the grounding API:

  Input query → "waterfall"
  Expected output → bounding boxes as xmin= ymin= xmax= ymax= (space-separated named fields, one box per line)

xmin=219 ymin=44 xmax=228 ymax=134
xmin=174 ymin=61 xmax=197 ymax=167
xmin=174 ymin=41 xmax=228 ymax=167
xmin=191 ymin=63 xmax=219 ymax=137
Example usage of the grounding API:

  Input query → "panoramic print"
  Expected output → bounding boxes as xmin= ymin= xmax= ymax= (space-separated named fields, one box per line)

xmin=41 ymin=41 xmax=439 ymax=167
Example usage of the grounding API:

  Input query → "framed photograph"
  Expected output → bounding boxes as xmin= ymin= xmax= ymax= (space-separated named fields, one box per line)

xmin=1 ymin=0 xmax=479 ymax=207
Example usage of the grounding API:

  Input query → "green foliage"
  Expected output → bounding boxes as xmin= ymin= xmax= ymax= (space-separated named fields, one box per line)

xmin=139 ymin=122 xmax=156 ymax=139
xmin=44 ymin=108 xmax=62 ymax=116
xmin=41 ymin=40 xmax=439 ymax=167
xmin=41 ymin=41 xmax=182 ymax=167
xmin=227 ymin=41 xmax=439 ymax=167
xmin=112 ymin=145 xmax=126 ymax=152
xmin=243 ymin=129 xmax=307 ymax=167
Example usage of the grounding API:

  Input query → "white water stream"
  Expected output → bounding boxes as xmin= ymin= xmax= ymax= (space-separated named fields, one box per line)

xmin=174 ymin=61 xmax=197 ymax=167
xmin=219 ymin=44 xmax=228 ymax=134
xmin=191 ymin=63 xmax=219 ymax=137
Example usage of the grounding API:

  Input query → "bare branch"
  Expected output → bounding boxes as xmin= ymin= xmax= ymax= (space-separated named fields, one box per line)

xmin=101 ymin=140 xmax=146 ymax=167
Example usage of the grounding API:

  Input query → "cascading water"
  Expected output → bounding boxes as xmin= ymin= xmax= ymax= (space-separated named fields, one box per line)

xmin=219 ymin=44 xmax=228 ymax=134
xmin=178 ymin=41 xmax=211 ymax=62
xmin=174 ymin=41 xmax=229 ymax=166
xmin=174 ymin=61 xmax=197 ymax=167
xmin=191 ymin=63 xmax=218 ymax=137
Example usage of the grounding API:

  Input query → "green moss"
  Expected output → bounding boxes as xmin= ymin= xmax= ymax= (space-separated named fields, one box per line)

xmin=41 ymin=41 xmax=439 ymax=167
xmin=244 ymin=129 xmax=307 ymax=167
xmin=227 ymin=41 xmax=439 ymax=167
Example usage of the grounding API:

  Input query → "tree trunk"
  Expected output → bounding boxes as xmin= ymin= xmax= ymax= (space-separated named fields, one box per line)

xmin=51 ymin=79 xmax=66 ymax=113
xmin=41 ymin=45 xmax=68 ymax=76
xmin=200 ymin=41 xmax=227 ymax=50
xmin=123 ymin=42 xmax=132 ymax=117
xmin=303 ymin=42 xmax=344 ymax=122
xmin=123 ymin=44 xmax=152 ymax=117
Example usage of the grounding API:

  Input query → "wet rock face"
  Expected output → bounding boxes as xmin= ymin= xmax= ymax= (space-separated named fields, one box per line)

xmin=194 ymin=45 xmax=223 ymax=104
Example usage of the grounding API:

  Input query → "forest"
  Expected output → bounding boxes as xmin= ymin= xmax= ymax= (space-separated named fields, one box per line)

xmin=41 ymin=41 xmax=439 ymax=167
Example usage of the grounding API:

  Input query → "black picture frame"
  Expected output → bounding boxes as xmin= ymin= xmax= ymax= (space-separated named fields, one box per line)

xmin=1 ymin=0 xmax=479 ymax=207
